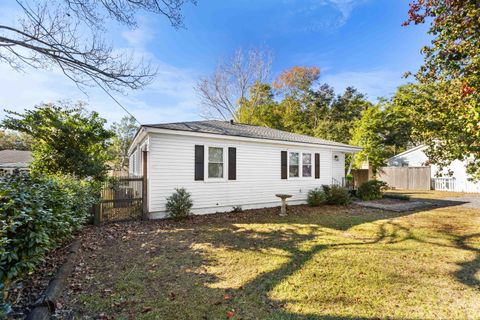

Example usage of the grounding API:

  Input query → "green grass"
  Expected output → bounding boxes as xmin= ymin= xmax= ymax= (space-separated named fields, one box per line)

xmin=69 ymin=192 xmax=480 ymax=319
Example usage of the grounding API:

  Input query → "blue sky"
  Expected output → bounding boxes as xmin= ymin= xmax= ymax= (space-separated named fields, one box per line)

xmin=0 ymin=0 xmax=430 ymax=125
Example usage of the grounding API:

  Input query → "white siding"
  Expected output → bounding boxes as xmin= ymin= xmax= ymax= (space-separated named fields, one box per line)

xmin=388 ymin=146 xmax=429 ymax=167
xmin=332 ymin=151 xmax=345 ymax=184
xmin=145 ymin=132 xmax=346 ymax=218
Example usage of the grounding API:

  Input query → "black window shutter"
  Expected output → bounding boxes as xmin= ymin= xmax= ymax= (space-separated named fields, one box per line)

xmin=228 ymin=147 xmax=236 ymax=180
xmin=194 ymin=145 xmax=204 ymax=181
xmin=315 ymin=153 xmax=320 ymax=179
xmin=281 ymin=151 xmax=287 ymax=179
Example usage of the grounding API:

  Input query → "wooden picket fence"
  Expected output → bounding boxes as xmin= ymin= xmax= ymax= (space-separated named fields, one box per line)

xmin=93 ymin=176 xmax=147 ymax=224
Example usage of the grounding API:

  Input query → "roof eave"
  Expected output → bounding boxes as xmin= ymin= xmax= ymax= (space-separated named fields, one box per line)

xmin=140 ymin=126 xmax=362 ymax=152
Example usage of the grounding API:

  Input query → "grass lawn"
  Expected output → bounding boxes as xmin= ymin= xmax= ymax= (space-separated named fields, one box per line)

xmin=64 ymin=191 xmax=480 ymax=319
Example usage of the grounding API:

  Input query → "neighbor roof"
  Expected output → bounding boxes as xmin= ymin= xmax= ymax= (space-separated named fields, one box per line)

xmin=0 ymin=150 xmax=32 ymax=168
xmin=143 ymin=120 xmax=361 ymax=150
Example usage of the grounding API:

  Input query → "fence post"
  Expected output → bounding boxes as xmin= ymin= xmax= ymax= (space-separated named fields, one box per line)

xmin=142 ymin=150 xmax=148 ymax=220
xmin=93 ymin=204 xmax=101 ymax=226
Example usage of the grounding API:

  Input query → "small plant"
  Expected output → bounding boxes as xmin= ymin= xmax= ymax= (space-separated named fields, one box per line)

xmin=346 ymin=174 xmax=353 ymax=182
xmin=323 ymin=185 xmax=351 ymax=205
xmin=307 ymin=188 xmax=326 ymax=207
xmin=357 ymin=180 xmax=388 ymax=201
xmin=232 ymin=205 xmax=243 ymax=213
xmin=165 ymin=188 xmax=193 ymax=220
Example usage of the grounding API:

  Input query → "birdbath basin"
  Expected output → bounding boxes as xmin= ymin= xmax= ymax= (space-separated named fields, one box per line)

xmin=275 ymin=194 xmax=292 ymax=216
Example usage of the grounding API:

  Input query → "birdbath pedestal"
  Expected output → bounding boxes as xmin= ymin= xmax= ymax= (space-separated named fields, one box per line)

xmin=275 ymin=194 xmax=292 ymax=217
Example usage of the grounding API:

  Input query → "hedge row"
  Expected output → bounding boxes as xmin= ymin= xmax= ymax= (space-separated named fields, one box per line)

xmin=0 ymin=173 xmax=98 ymax=300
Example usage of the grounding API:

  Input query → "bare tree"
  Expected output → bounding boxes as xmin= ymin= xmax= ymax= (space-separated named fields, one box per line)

xmin=0 ymin=0 xmax=195 ymax=92
xmin=196 ymin=48 xmax=272 ymax=121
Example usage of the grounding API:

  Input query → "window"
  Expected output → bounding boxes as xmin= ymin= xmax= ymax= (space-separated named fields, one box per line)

xmin=302 ymin=153 xmax=312 ymax=177
xmin=288 ymin=151 xmax=313 ymax=178
xmin=289 ymin=152 xmax=299 ymax=177
xmin=208 ymin=147 xmax=224 ymax=178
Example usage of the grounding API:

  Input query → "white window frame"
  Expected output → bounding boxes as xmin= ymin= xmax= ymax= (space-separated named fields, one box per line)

xmin=287 ymin=150 xmax=314 ymax=180
xmin=302 ymin=152 xmax=313 ymax=178
xmin=204 ymin=145 xmax=228 ymax=182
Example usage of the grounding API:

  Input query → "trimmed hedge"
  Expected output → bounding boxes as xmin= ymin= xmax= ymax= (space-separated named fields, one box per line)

xmin=0 ymin=173 xmax=98 ymax=311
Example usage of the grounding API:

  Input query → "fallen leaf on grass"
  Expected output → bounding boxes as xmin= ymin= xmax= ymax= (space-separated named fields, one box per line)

xmin=142 ymin=307 xmax=153 ymax=313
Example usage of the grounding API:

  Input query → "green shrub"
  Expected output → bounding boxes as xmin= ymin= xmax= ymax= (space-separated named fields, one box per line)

xmin=307 ymin=188 xmax=326 ymax=207
xmin=0 ymin=173 xmax=97 ymax=312
xmin=165 ymin=188 xmax=193 ymax=220
xmin=357 ymin=180 xmax=388 ymax=201
xmin=322 ymin=185 xmax=351 ymax=205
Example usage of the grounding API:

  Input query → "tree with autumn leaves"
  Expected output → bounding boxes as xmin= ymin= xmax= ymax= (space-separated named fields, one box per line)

xmin=403 ymin=0 xmax=480 ymax=180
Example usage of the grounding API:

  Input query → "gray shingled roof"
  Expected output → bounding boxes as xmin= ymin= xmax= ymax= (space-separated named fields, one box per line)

xmin=0 ymin=150 xmax=32 ymax=168
xmin=144 ymin=120 xmax=361 ymax=150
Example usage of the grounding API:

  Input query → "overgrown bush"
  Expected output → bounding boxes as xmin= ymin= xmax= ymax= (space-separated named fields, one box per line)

xmin=307 ymin=188 xmax=326 ymax=207
xmin=165 ymin=188 xmax=193 ymax=220
xmin=0 ymin=173 xmax=97 ymax=312
xmin=322 ymin=185 xmax=351 ymax=205
xmin=357 ymin=180 xmax=388 ymax=201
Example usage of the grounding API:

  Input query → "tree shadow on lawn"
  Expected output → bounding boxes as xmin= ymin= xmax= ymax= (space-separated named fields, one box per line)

xmin=70 ymin=200 xmax=479 ymax=320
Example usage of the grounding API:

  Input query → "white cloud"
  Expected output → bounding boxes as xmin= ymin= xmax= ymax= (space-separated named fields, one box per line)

xmin=321 ymin=69 xmax=406 ymax=101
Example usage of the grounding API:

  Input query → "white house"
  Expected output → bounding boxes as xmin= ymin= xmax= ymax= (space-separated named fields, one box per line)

xmin=387 ymin=145 xmax=480 ymax=193
xmin=0 ymin=150 xmax=32 ymax=174
xmin=128 ymin=120 xmax=361 ymax=218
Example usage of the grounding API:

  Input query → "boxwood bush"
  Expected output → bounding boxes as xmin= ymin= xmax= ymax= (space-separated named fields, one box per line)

xmin=357 ymin=180 xmax=388 ymax=201
xmin=0 ymin=173 xmax=97 ymax=312
xmin=307 ymin=188 xmax=326 ymax=206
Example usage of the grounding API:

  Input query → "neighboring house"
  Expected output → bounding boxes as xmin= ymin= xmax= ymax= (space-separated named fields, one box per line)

xmin=0 ymin=150 xmax=32 ymax=174
xmin=128 ymin=120 xmax=361 ymax=218
xmin=387 ymin=145 xmax=480 ymax=193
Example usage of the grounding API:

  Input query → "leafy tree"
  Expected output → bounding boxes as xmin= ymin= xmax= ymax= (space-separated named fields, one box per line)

xmin=404 ymin=0 xmax=480 ymax=180
xmin=404 ymin=0 xmax=480 ymax=91
xmin=109 ymin=116 xmax=139 ymax=172
xmin=1 ymin=102 xmax=114 ymax=180
xmin=314 ymin=87 xmax=372 ymax=144
xmin=0 ymin=0 xmax=195 ymax=91
xmin=0 ymin=130 xmax=33 ymax=151
xmin=350 ymin=95 xmax=415 ymax=172
xmin=406 ymin=81 xmax=480 ymax=180
xmin=237 ymin=83 xmax=283 ymax=129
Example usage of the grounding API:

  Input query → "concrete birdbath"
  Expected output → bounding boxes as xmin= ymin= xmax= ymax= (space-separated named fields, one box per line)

xmin=275 ymin=194 xmax=292 ymax=216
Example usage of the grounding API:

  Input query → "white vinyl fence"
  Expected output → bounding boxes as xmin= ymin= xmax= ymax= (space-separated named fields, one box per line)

xmin=431 ymin=177 xmax=480 ymax=193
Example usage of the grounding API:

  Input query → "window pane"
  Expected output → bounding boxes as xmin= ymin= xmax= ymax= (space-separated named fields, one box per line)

xmin=208 ymin=163 xmax=223 ymax=178
xmin=303 ymin=165 xmax=312 ymax=177
xmin=302 ymin=153 xmax=312 ymax=177
xmin=289 ymin=152 xmax=299 ymax=165
xmin=302 ymin=153 xmax=311 ymax=165
xmin=209 ymin=147 xmax=223 ymax=162
xmin=289 ymin=165 xmax=299 ymax=177
xmin=289 ymin=152 xmax=299 ymax=177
